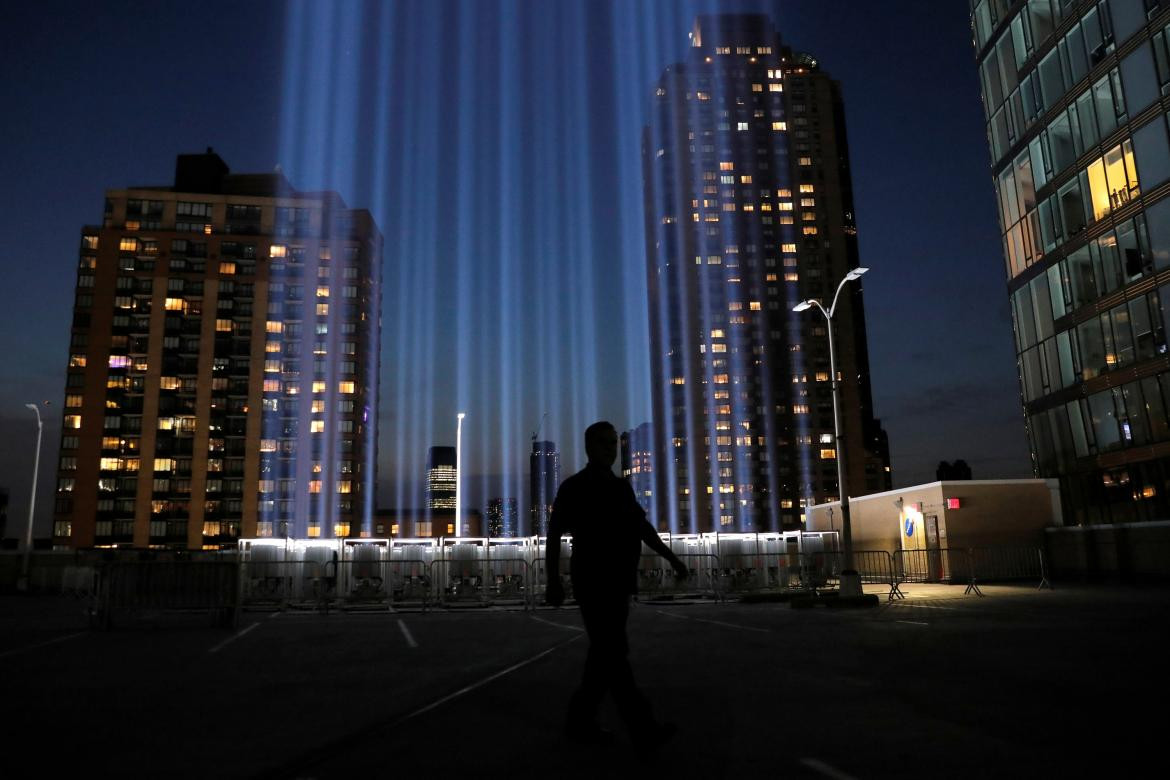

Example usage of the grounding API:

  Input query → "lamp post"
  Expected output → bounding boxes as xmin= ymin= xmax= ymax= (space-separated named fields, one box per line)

xmin=455 ymin=412 xmax=466 ymax=537
xmin=793 ymin=267 xmax=868 ymax=597
xmin=20 ymin=403 xmax=44 ymax=592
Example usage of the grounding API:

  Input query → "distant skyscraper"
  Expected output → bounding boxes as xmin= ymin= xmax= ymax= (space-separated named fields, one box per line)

xmin=644 ymin=15 xmax=891 ymax=534
xmin=621 ymin=422 xmax=655 ymax=524
xmin=52 ymin=150 xmax=381 ymax=549
xmin=530 ymin=440 xmax=560 ymax=535
xmin=486 ymin=497 xmax=518 ymax=537
xmin=426 ymin=446 xmax=457 ymax=512
xmin=970 ymin=0 xmax=1170 ymax=524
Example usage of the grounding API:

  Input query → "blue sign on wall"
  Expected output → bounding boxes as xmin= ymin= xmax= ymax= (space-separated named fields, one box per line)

xmin=904 ymin=516 xmax=915 ymax=538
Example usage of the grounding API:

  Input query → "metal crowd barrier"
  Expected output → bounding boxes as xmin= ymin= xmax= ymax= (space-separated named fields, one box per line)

xmin=240 ymin=559 xmax=434 ymax=611
xmin=93 ymin=561 xmax=239 ymax=629
xmin=895 ymin=547 xmax=1050 ymax=596
xmin=429 ymin=557 xmax=531 ymax=609
xmin=848 ymin=550 xmax=901 ymax=601
xmin=636 ymin=553 xmax=722 ymax=601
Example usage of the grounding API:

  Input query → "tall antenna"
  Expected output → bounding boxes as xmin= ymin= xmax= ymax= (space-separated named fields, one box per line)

xmin=531 ymin=412 xmax=548 ymax=443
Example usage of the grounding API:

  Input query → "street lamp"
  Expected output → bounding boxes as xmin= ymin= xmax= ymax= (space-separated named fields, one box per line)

xmin=21 ymin=403 xmax=44 ymax=592
xmin=455 ymin=412 xmax=466 ymax=537
xmin=793 ymin=267 xmax=868 ymax=597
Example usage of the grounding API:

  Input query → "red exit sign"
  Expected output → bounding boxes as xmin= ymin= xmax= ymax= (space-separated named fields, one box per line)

xmin=946 ymin=497 xmax=961 ymax=509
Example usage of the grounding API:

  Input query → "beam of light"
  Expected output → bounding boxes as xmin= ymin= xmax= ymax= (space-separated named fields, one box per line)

xmin=274 ymin=0 xmax=829 ymax=540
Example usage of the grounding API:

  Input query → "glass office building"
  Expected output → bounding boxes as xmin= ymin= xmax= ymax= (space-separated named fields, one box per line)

xmin=972 ymin=0 xmax=1170 ymax=522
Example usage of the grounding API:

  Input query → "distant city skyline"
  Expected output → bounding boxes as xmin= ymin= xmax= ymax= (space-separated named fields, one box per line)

xmin=0 ymin=1 xmax=1032 ymax=539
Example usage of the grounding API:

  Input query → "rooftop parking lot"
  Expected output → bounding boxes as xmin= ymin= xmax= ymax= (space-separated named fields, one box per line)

xmin=2 ymin=583 xmax=1165 ymax=778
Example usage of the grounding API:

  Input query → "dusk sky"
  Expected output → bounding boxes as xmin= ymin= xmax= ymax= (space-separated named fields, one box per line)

xmin=0 ymin=1 xmax=1032 ymax=537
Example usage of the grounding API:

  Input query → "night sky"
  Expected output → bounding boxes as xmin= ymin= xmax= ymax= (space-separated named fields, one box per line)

xmin=0 ymin=1 xmax=1032 ymax=538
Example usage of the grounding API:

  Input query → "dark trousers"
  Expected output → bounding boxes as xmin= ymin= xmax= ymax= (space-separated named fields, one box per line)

xmin=567 ymin=594 xmax=654 ymax=736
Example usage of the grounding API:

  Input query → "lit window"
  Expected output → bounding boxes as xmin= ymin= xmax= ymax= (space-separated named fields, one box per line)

xmin=219 ymin=262 xmax=236 ymax=275
xmin=749 ymin=301 xmax=761 ymax=311
xmin=312 ymin=381 xmax=326 ymax=394
xmin=215 ymin=319 xmax=232 ymax=332
xmin=720 ymin=162 xmax=734 ymax=171
xmin=671 ymin=377 xmax=685 ymax=385
xmin=740 ymin=175 xmax=752 ymax=184
xmin=799 ymin=157 xmax=812 ymax=166
xmin=119 ymin=237 xmax=138 ymax=252
xmin=820 ymin=449 xmax=836 ymax=459
xmin=799 ymin=184 xmax=815 ymax=193
xmin=782 ymin=243 xmax=797 ymax=253
xmin=751 ymin=84 xmax=763 ymax=92
xmin=316 ymin=303 xmax=329 ymax=316
xmin=737 ymin=122 xmax=749 ymax=131
xmin=802 ymin=226 xmax=818 ymax=235
xmin=270 ymin=245 xmax=287 ymax=258
xmin=772 ymin=122 xmax=786 ymax=131
xmin=266 ymin=321 xmax=283 ymax=334
xmin=338 ymin=381 xmax=355 ymax=394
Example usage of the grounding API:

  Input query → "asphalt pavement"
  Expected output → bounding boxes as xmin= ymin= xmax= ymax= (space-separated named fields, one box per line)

xmin=1 ymin=583 xmax=1164 ymax=778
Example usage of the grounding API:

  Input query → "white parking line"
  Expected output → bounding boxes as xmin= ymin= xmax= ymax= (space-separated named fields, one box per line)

xmin=800 ymin=757 xmax=858 ymax=780
xmin=895 ymin=603 xmax=962 ymax=611
xmin=208 ymin=622 xmax=260 ymax=654
xmin=654 ymin=609 xmax=771 ymax=634
xmin=896 ymin=620 xmax=930 ymax=626
xmin=397 ymin=618 xmax=419 ymax=647
xmin=388 ymin=635 xmax=583 ymax=727
xmin=0 ymin=631 xmax=86 ymax=660
xmin=530 ymin=615 xmax=584 ymax=632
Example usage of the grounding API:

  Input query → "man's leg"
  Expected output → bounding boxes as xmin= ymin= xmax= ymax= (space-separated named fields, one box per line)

xmin=565 ymin=597 xmax=611 ymax=733
xmin=600 ymin=598 xmax=656 ymax=737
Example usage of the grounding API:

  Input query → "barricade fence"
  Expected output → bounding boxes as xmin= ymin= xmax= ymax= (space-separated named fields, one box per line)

xmin=895 ymin=547 xmax=1050 ymax=595
xmin=73 ymin=543 xmax=1050 ymax=622
xmin=93 ymin=561 xmax=239 ymax=629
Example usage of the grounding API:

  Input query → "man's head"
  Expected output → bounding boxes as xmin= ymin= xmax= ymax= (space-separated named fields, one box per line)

xmin=584 ymin=421 xmax=619 ymax=468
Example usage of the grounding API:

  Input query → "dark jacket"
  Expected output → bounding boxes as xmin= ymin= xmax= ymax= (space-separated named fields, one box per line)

xmin=548 ymin=463 xmax=659 ymax=599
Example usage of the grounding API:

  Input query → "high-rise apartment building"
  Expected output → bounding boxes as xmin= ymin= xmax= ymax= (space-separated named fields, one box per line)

xmin=425 ymin=446 xmax=457 ymax=512
xmin=529 ymin=440 xmax=560 ymax=535
xmin=644 ymin=15 xmax=891 ymax=534
xmin=53 ymin=151 xmax=381 ymax=549
xmin=486 ymin=497 xmax=518 ymax=537
xmin=972 ymin=0 xmax=1170 ymax=523
xmin=621 ymin=422 xmax=656 ymax=523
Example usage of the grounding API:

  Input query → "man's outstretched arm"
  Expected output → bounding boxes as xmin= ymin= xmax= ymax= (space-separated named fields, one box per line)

xmin=641 ymin=512 xmax=683 ymax=580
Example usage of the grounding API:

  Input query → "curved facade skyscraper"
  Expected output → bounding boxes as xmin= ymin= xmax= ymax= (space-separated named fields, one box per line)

xmin=972 ymin=0 xmax=1170 ymax=523
xmin=644 ymin=15 xmax=891 ymax=534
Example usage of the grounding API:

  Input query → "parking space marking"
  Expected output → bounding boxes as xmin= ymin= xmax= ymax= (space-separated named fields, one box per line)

xmin=799 ymin=757 xmax=858 ymax=780
xmin=529 ymin=615 xmax=584 ymax=632
xmin=894 ymin=603 xmax=962 ymax=611
xmin=389 ymin=635 xmax=582 ymax=726
xmin=208 ymin=621 xmax=260 ymax=654
xmin=895 ymin=620 xmax=930 ymax=626
xmin=0 ymin=631 xmax=86 ymax=660
xmin=654 ymin=609 xmax=771 ymax=634
xmin=397 ymin=619 xmax=419 ymax=647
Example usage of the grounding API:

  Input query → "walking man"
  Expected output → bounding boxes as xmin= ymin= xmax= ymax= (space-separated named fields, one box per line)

xmin=545 ymin=421 xmax=689 ymax=750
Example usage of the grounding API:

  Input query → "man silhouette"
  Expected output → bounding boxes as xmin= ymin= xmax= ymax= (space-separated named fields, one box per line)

xmin=545 ymin=421 xmax=688 ymax=751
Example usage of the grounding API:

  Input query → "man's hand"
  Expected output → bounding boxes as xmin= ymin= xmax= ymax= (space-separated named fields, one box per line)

xmin=671 ymin=558 xmax=689 ymax=581
xmin=546 ymin=579 xmax=565 ymax=607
